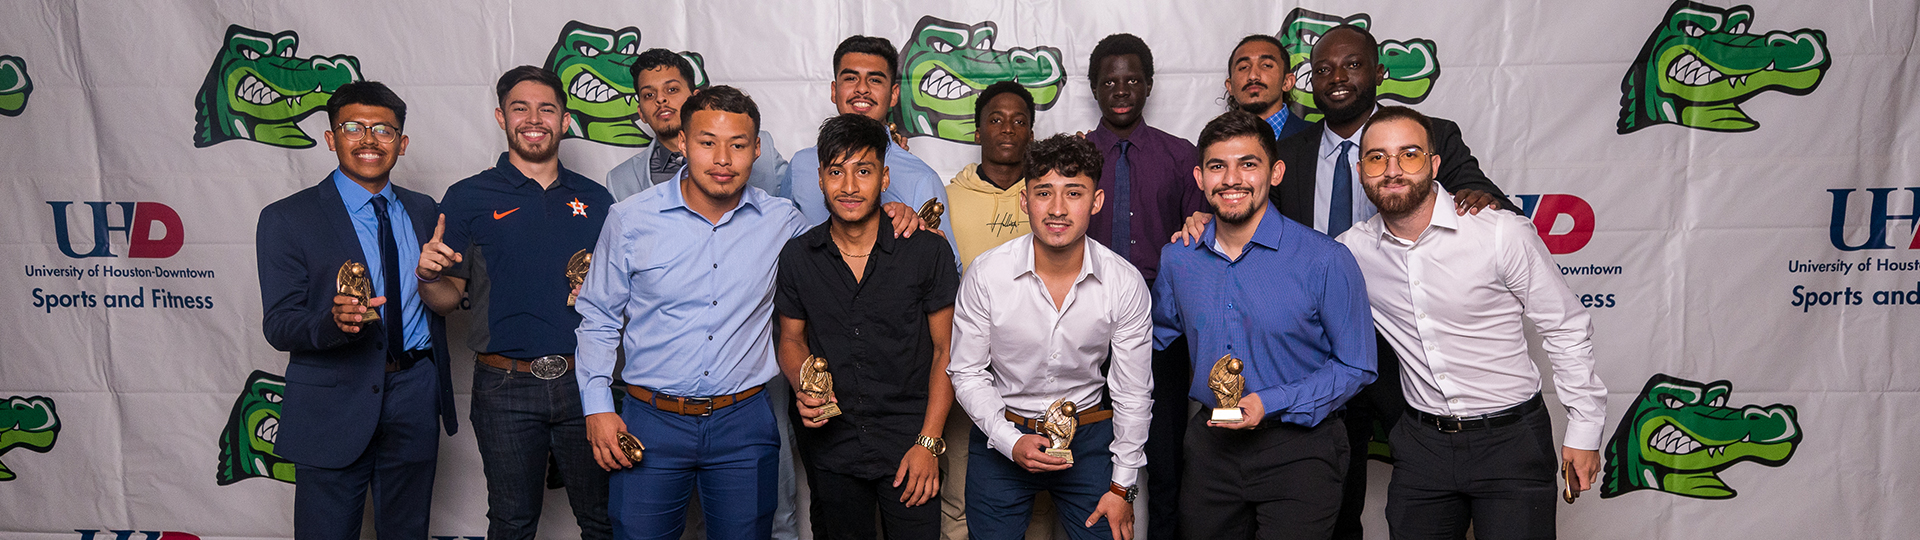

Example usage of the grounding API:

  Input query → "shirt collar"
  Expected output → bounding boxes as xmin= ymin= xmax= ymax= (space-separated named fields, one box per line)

xmin=494 ymin=152 xmax=577 ymax=190
xmin=803 ymin=212 xmax=898 ymax=255
xmin=1265 ymin=110 xmax=1291 ymax=137
xmin=330 ymin=169 xmax=394 ymax=210
xmin=1086 ymin=122 xmax=1134 ymax=150
xmin=1016 ymin=235 xmax=1104 ymax=285
xmin=1319 ymin=105 xmax=1380 ymax=159
xmin=649 ymin=143 xmax=685 ymax=173
xmin=1196 ymin=201 xmax=1286 ymax=260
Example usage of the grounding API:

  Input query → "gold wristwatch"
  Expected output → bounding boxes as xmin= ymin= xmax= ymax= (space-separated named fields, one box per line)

xmin=915 ymin=435 xmax=947 ymax=456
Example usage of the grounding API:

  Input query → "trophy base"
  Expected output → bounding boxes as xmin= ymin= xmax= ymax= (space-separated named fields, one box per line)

xmin=1211 ymin=408 xmax=1244 ymax=423
xmin=1044 ymin=448 xmax=1074 ymax=464
xmin=814 ymin=402 xmax=842 ymax=420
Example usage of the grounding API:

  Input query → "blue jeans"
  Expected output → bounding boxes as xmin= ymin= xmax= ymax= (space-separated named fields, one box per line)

xmin=471 ymin=361 xmax=612 ymax=540
xmin=965 ymin=421 xmax=1117 ymax=540
xmin=613 ymin=390 xmax=781 ymax=540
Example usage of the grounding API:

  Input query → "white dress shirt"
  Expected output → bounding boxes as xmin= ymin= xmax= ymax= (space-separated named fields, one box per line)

xmin=948 ymin=234 xmax=1154 ymax=485
xmin=1337 ymin=185 xmax=1607 ymax=450
xmin=1313 ymin=107 xmax=1380 ymax=234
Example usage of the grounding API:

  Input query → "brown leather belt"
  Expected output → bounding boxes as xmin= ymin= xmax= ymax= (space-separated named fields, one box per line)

xmin=476 ymin=352 xmax=574 ymax=374
xmin=1005 ymin=405 xmax=1114 ymax=431
xmin=627 ymin=385 xmax=764 ymax=417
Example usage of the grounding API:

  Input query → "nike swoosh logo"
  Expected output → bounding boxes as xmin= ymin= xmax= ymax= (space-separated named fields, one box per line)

xmin=493 ymin=208 xmax=519 ymax=220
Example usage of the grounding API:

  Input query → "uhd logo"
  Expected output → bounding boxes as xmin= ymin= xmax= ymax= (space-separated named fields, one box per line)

xmin=1828 ymin=188 xmax=1919 ymax=251
xmin=48 ymin=202 xmax=184 ymax=259
xmin=1510 ymin=194 xmax=1595 ymax=255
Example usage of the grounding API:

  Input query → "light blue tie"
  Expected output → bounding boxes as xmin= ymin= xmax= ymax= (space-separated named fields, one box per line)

xmin=1330 ymin=141 xmax=1355 ymax=236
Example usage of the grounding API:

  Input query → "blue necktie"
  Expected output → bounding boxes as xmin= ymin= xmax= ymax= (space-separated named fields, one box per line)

xmin=1330 ymin=141 xmax=1355 ymax=237
xmin=1111 ymin=140 xmax=1133 ymax=254
xmin=370 ymin=196 xmax=405 ymax=358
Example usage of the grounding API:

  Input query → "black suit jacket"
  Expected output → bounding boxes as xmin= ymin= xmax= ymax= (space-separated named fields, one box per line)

xmin=1271 ymin=116 xmax=1518 ymax=226
xmin=255 ymin=176 xmax=457 ymax=469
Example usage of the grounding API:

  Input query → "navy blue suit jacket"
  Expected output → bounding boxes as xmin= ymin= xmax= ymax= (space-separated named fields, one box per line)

xmin=256 ymin=176 xmax=457 ymax=469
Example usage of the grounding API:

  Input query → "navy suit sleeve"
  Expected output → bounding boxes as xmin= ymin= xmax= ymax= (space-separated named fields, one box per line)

xmin=1432 ymin=119 xmax=1521 ymax=213
xmin=256 ymin=203 xmax=357 ymax=353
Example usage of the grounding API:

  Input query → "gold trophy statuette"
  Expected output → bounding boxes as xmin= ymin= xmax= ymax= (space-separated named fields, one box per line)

xmin=566 ymin=249 xmax=592 ymax=306
xmin=1209 ymin=354 xmax=1246 ymax=423
xmin=1041 ymin=398 xmax=1077 ymax=464
xmin=616 ymin=432 xmax=645 ymax=463
xmin=917 ymin=197 xmax=946 ymax=231
xmin=337 ymin=261 xmax=379 ymax=324
xmin=797 ymin=355 xmax=842 ymax=420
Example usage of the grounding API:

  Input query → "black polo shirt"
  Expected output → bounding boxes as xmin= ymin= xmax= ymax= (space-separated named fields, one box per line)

xmin=442 ymin=153 xmax=614 ymax=358
xmin=774 ymin=213 xmax=960 ymax=479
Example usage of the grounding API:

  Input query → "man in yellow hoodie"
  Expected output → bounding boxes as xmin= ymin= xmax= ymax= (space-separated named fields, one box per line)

xmin=946 ymin=81 xmax=1035 ymax=270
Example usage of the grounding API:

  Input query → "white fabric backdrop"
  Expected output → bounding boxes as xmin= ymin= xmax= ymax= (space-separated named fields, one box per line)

xmin=2 ymin=0 xmax=1916 ymax=538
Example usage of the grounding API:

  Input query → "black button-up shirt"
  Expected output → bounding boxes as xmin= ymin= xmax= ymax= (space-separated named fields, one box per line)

xmin=774 ymin=214 xmax=960 ymax=478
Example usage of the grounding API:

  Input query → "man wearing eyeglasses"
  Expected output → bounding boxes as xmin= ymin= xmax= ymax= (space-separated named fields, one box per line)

xmin=255 ymin=80 xmax=458 ymax=540
xmin=1336 ymin=106 xmax=1605 ymax=539
xmin=418 ymin=66 xmax=616 ymax=540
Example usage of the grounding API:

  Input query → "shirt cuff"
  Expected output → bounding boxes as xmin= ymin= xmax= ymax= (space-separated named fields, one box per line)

xmin=581 ymin=383 xmax=616 ymax=417
xmin=1564 ymin=418 xmax=1605 ymax=451
xmin=986 ymin=421 xmax=1026 ymax=463
xmin=1110 ymin=465 xmax=1139 ymax=487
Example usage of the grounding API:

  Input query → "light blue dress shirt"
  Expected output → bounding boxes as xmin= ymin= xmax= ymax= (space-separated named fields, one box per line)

xmin=573 ymin=180 xmax=808 ymax=416
xmin=782 ymin=142 xmax=958 ymax=257
xmin=330 ymin=170 xmax=429 ymax=351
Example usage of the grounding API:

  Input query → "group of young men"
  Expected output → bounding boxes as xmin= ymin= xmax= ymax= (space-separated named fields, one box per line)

xmin=256 ymin=22 xmax=1605 ymax=540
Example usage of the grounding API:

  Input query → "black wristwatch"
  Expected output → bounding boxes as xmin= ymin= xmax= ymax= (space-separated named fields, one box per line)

xmin=1109 ymin=482 xmax=1138 ymax=503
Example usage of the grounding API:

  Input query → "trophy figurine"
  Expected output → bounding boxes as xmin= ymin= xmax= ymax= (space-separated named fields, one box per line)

xmin=1209 ymin=354 xmax=1246 ymax=423
xmin=616 ymin=432 xmax=646 ymax=464
xmin=917 ymin=197 xmax=946 ymax=230
xmin=1040 ymin=398 xmax=1077 ymax=463
xmin=797 ymin=355 xmax=842 ymax=420
xmin=566 ymin=249 xmax=592 ymax=306
xmin=337 ymin=261 xmax=379 ymax=324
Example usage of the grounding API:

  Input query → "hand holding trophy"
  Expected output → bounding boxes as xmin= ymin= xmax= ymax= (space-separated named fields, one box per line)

xmin=338 ymin=261 xmax=379 ymax=324
xmin=798 ymin=355 xmax=842 ymax=420
xmin=1041 ymin=398 xmax=1078 ymax=464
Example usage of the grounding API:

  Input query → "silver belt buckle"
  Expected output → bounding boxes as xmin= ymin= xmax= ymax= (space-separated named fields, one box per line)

xmin=529 ymin=355 xmax=569 ymax=380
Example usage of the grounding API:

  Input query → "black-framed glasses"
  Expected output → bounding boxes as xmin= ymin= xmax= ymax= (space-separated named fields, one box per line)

xmin=1360 ymin=149 xmax=1432 ymax=177
xmin=335 ymin=121 xmax=401 ymax=143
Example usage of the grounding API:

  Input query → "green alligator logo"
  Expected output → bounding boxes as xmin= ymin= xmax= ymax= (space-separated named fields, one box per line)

xmin=0 ymin=396 xmax=60 ymax=481
xmin=897 ymin=16 xmax=1065 ymax=144
xmin=544 ymin=21 xmax=710 ymax=148
xmin=1601 ymin=374 xmax=1801 ymax=499
xmin=217 ymin=371 xmax=294 ymax=485
xmin=0 ymin=55 xmax=31 ymax=117
xmin=193 ymin=25 xmax=362 ymax=148
xmin=1279 ymin=8 xmax=1440 ymax=124
xmin=1619 ymin=1 xmax=1829 ymax=133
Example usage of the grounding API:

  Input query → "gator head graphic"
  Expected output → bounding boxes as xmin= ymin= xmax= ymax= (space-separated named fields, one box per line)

xmin=1602 ymin=374 xmax=1801 ymax=499
xmin=897 ymin=16 xmax=1065 ymax=144
xmin=0 ymin=55 xmax=31 ymax=117
xmin=193 ymin=25 xmax=362 ymax=148
xmin=1279 ymin=8 xmax=1440 ymax=123
xmin=1619 ymin=1 xmax=1829 ymax=133
xmin=0 ymin=396 xmax=60 ymax=481
xmin=217 ymin=371 xmax=294 ymax=485
xmin=545 ymin=21 xmax=711 ymax=148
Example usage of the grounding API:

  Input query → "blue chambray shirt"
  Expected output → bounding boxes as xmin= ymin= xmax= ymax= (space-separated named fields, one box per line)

xmin=573 ymin=179 xmax=808 ymax=416
xmin=330 ymin=170 xmax=429 ymax=351
xmin=1150 ymin=201 xmax=1376 ymax=427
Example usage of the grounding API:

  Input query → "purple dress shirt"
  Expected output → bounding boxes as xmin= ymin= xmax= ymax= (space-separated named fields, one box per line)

xmin=1085 ymin=123 xmax=1205 ymax=282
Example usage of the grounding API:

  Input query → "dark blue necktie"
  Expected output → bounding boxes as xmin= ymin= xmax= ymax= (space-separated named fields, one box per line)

xmin=370 ymin=196 xmax=405 ymax=358
xmin=1111 ymin=140 xmax=1133 ymax=253
xmin=1330 ymin=141 xmax=1355 ymax=237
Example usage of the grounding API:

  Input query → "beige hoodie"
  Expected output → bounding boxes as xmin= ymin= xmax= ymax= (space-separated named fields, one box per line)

xmin=944 ymin=163 xmax=1031 ymax=270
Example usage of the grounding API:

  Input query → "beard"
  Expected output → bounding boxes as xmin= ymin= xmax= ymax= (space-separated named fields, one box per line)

xmin=508 ymin=129 xmax=559 ymax=163
xmin=1235 ymin=93 xmax=1280 ymax=117
xmin=1211 ymin=186 xmax=1264 ymax=225
xmin=1366 ymin=176 xmax=1435 ymax=216
xmin=1319 ymin=84 xmax=1378 ymax=126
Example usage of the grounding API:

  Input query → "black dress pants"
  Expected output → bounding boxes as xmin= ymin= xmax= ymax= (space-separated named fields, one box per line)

xmin=1180 ymin=409 xmax=1348 ymax=540
xmin=1384 ymin=405 xmax=1557 ymax=540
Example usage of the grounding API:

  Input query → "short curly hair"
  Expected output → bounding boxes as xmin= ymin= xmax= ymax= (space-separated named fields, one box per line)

xmin=1088 ymin=33 xmax=1154 ymax=83
xmin=1023 ymin=134 xmax=1104 ymax=183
